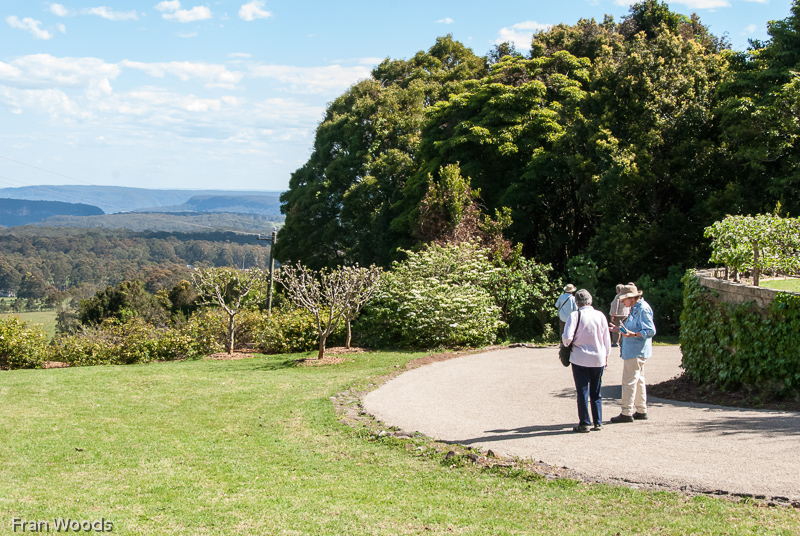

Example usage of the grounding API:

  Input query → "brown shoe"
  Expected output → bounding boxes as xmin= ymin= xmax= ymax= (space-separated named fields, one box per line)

xmin=633 ymin=412 xmax=648 ymax=420
xmin=610 ymin=414 xmax=634 ymax=423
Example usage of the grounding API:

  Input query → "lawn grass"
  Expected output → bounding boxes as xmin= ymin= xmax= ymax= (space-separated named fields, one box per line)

xmin=761 ymin=278 xmax=800 ymax=292
xmin=1 ymin=351 xmax=798 ymax=535
xmin=0 ymin=310 xmax=58 ymax=339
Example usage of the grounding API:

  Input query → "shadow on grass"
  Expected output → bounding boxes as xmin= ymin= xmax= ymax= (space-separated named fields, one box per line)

xmin=257 ymin=358 xmax=303 ymax=371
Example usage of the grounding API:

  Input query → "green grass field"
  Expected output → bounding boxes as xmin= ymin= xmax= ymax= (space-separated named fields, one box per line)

xmin=0 ymin=310 xmax=58 ymax=339
xmin=1 ymin=351 xmax=798 ymax=535
xmin=761 ymin=278 xmax=800 ymax=292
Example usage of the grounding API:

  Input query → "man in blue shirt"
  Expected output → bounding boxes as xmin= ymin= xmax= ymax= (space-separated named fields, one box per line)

xmin=609 ymin=283 xmax=656 ymax=423
xmin=555 ymin=284 xmax=578 ymax=336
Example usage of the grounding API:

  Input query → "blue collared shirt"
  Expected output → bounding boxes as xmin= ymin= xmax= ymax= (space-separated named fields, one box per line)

xmin=620 ymin=298 xmax=656 ymax=360
xmin=555 ymin=292 xmax=578 ymax=322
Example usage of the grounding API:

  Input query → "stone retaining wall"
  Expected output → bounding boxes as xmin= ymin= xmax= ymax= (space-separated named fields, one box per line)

xmin=695 ymin=268 xmax=800 ymax=308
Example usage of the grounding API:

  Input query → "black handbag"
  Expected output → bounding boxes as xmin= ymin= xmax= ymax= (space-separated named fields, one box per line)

xmin=558 ymin=311 xmax=581 ymax=367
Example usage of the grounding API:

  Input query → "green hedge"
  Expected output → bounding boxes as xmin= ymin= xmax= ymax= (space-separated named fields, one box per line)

xmin=680 ymin=271 xmax=800 ymax=395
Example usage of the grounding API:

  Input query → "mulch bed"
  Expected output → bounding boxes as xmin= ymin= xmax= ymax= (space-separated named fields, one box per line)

xmin=297 ymin=346 xmax=369 ymax=366
xmin=649 ymin=374 xmax=800 ymax=412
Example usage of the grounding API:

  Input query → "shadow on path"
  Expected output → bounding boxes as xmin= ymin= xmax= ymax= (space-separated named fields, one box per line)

xmin=453 ymin=423 xmax=578 ymax=445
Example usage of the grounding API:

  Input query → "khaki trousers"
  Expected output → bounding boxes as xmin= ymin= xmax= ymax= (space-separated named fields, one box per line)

xmin=621 ymin=357 xmax=647 ymax=416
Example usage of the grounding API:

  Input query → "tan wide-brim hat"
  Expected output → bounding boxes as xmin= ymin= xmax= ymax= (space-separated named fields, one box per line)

xmin=564 ymin=284 xmax=577 ymax=293
xmin=616 ymin=283 xmax=643 ymax=300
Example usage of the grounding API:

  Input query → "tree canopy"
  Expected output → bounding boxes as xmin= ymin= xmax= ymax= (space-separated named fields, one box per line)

xmin=275 ymin=1 xmax=800 ymax=297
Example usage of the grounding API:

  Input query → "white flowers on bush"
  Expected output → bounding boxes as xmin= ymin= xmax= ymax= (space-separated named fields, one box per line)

xmin=365 ymin=241 xmax=505 ymax=347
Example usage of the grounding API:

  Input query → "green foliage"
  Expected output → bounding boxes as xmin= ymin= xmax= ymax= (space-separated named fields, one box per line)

xmin=566 ymin=255 xmax=599 ymax=296
xmin=79 ymin=279 xmax=169 ymax=327
xmin=704 ymin=213 xmax=800 ymax=285
xmin=180 ymin=308 xmax=226 ymax=355
xmin=254 ymin=305 xmax=342 ymax=354
xmin=485 ymin=246 xmax=561 ymax=341
xmin=50 ymin=317 xmax=210 ymax=367
xmin=276 ymin=1 xmax=747 ymax=295
xmin=680 ymin=272 xmax=800 ymax=395
xmin=192 ymin=266 xmax=267 ymax=354
xmin=0 ymin=227 xmax=274 ymax=296
xmin=275 ymin=35 xmax=489 ymax=270
xmin=0 ymin=316 xmax=48 ymax=369
xmin=636 ymin=265 xmax=685 ymax=334
xmin=359 ymin=242 xmax=504 ymax=348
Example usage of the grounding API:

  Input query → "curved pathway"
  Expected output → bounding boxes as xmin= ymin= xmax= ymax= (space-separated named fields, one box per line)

xmin=363 ymin=346 xmax=800 ymax=500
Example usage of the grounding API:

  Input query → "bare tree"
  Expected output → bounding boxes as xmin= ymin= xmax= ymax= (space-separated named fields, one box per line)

xmin=339 ymin=265 xmax=382 ymax=348
xmin=191 ymin=267 xmax=266 ymax=355
xmin=278 ymin=263 xmax=382 ymax=359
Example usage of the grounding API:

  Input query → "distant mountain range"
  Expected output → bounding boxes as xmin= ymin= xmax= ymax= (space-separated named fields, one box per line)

xmin=135 ymin=194 xmax=281 ymax=215
xmin=0 ymin=185 xmax=283 ymax=214
xmin=0 ymin=198 xmax=103 ymax=227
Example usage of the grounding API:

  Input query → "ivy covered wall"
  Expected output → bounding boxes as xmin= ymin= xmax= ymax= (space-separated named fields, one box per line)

xmin=680 ymin=272 xmax=800 ymax=395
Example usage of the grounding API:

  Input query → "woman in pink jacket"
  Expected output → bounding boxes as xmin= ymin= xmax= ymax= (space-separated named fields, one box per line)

xmin=562 ymin=289 xmax=612 ymax=433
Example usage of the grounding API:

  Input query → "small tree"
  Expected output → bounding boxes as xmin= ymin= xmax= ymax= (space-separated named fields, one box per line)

xmin=338 ymin=265 xmax=382 ymax=348
xmin=278 ymin=263 xmax=381 ymax=359
xmin=705 ymin=214 xmax=800 ymax=286
xmin=191 ymin=267 xmax=266 ymax=355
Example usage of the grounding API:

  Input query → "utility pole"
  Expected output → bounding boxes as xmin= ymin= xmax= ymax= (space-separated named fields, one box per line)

xmin=257 ymin=229 xmax=278 ymax=314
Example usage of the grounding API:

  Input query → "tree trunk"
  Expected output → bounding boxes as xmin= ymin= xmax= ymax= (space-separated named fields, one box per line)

xmin=228 ymin=314 xmax=235 ymax=355
xmin=345 ymin=320 xmax=352 ymax=349
xmin=753 ymin=245 xmax=761 ymax=287
xmin=318 ymin=335 xmax=326 ymax=360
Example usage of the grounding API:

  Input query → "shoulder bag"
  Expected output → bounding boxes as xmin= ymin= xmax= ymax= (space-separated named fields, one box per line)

xmin=558 ymin=311 xmax=582 ymax=367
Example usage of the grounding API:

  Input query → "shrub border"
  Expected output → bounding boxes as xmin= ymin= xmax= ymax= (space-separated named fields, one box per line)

xmin=680 ymin=270 xmax=800 ymax=394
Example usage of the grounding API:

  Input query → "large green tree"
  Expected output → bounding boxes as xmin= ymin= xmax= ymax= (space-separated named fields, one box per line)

xmin=276 ymin=1 xmax=800 ymax=315
xmin=275 ymin=36 xmax=488 ymax=269
xmin=716 ymin=1 xmax=800 ymax=217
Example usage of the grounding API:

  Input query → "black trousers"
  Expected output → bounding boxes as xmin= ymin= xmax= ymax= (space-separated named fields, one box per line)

xmin=572 ymin=363 xmax=604 ymax=426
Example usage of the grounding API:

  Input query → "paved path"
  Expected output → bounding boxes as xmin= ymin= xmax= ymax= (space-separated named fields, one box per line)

xmin=364 ymin=346 xmax=800 ymax=500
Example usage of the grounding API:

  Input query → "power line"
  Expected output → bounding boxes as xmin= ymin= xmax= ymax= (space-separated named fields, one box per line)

xmin=0 ymin=155 xmax=95 ymax=186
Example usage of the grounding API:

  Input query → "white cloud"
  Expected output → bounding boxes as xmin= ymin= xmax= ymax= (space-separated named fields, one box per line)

xmin=120 ymin=60 xmax=244 ymax=88
xmin=57 ymin=23 xmax=67 ymax=34
xmin=0 ymin=54 xmax=120 ymax=94
xmin=229 ymin=52 xmax=252 ymax=58
xmin=84 ymin=7 xmax=139 ymax=21
xmin=0 ymin=87 xmax=88 ymax=119
xmin=743 ymin=23 xmax=758 ymax=34
xmin=6 ymin=16 xmax=53 ymax=40
xmin=165 ymin=6 xmax=212 ymax=23
xmin=436 ymin=17 xmax=454 ymax=24
xmin=495 ymin=21 xmax=552 ymax=50
xmin=155 ymin=1 xmax=181 ymax=12
xmin=669 ymin=0 xmax=730 ymax=8
xmin=49 ymin=3 xmax=72 ymax=16
xmin=239 ymin=1 xmax=272 ymax=21
xmin=178 ymin=32 xmax=198 ymax=38
xmin=155 ymin=1 xmax=213 ymax=23
xmin=249 ymin=64 xmax=371 ymax=94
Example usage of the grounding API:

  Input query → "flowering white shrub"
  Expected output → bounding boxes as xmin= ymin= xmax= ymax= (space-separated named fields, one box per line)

xmin=359 ymin=241 xmax=504 ymax=348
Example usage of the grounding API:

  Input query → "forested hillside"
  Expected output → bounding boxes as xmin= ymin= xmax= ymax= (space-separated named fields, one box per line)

xmin=0 ymin=227 xmax=273 ymax=296
xmin=275 ymin=0 xmax=800 ymax=298
xmin=37 ymin=212 xmax=284 ymax=233
xmin=0 ymin=198 xmax=103 ymax=226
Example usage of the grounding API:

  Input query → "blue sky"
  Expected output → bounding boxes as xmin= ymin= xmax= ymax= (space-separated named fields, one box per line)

xmin=0 ymin=0 xmax=793 ymax=192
